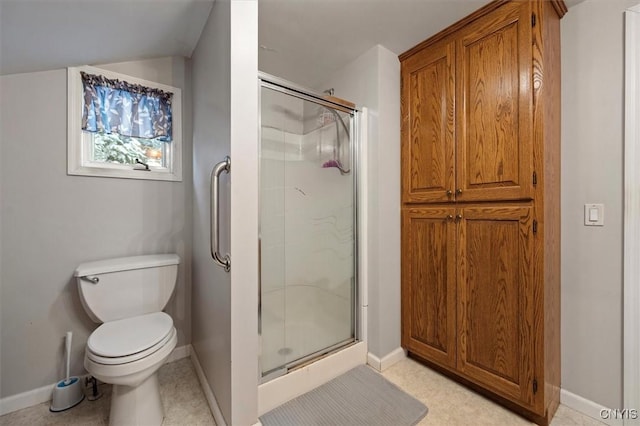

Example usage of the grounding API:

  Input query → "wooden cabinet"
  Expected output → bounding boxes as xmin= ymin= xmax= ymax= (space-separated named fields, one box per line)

xmin=456 ymin=2 xmax=534 ymax=202
xmin=457 ymin=206 xmax=534 ymax=405
xmin=401 ymin=40 xmax=455 ymax=203
xmin=402 ymin=207 xmax=457 ymax=368
xmin=402 ymin=206 xmax=535 ymax=402
xmin=400 ymin=1 xmax=565 ymax=424
xmin=402 ymin=1 xmax=534 ymax=204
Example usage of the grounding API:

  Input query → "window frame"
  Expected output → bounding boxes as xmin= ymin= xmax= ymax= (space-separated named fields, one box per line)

xmin=67 ymin=65 xmax=183 ymax=181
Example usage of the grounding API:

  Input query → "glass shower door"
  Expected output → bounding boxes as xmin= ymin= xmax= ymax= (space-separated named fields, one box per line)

xmin=259 ymin=82 xmax=356 ymax=380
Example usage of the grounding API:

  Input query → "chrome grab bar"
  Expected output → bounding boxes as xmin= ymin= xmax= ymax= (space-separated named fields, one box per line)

xmin=210 ymin=156 xmax=231 ymax=272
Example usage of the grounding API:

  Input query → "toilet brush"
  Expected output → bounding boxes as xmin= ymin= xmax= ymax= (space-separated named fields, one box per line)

xmin=50 ymin=331 xmax=85 ymax=412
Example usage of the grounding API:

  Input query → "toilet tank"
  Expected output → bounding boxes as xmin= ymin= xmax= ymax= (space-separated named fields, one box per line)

xmin=75 ymin=254 xmax=180 ymax=323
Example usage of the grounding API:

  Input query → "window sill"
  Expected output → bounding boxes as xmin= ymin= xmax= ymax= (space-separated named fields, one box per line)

xmin=68 ymin=165 xmax=182 ymax=182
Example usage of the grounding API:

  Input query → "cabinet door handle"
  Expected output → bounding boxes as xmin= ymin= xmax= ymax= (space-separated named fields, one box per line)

xmin=446 ymin=190 xmax=453 ymax=196
xmin=446 ymin=214 xmax=454 ymax=221
xmin=456 ymin=189 xmax=463 ymax=195
xmin=456 ymin=214 xmax=463 ymax=221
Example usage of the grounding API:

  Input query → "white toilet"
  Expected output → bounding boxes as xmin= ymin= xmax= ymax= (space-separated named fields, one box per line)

xmin=75 ymin=254 xmax=180 ymax=426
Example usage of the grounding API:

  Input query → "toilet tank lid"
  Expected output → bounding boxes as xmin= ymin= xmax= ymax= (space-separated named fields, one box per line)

xmin=74 ymin=254 xmax=180 ymax=277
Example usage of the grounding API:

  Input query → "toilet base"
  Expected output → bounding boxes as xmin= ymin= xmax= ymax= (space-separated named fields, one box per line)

xmin=109 ymin=373 xmax=164 ymax=426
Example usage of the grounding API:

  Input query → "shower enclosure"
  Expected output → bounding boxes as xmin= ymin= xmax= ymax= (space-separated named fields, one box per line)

xmin=258 ymin=74 xmax=358 ymax=381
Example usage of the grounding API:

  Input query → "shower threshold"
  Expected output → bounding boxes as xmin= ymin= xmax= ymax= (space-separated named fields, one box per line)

xmin=261 ymin=337 xmax=357 ymax=383
xmin=258 ymin=340 xmax=367 ymax=415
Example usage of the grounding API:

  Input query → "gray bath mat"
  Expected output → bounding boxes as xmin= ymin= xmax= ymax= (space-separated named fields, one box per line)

xmin=260 ymin=365 xmax=428 ymax=426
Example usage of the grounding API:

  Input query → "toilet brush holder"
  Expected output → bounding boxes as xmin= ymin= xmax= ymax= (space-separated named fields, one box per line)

xmin=50 ymin=331 xmax=85 ymax=412
xmin=50 ymin=377 xmax=85 ymax=412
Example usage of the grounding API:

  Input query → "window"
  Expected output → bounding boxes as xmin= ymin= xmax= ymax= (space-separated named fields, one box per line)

xmin=67 ymin=65 xmax=182 ymax=181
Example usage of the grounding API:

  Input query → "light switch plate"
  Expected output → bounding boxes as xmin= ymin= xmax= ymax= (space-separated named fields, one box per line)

xmin=584 ymin=204 xmax=604 ymax=226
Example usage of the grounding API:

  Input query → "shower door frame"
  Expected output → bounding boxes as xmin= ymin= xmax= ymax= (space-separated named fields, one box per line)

xmin=257 ymin=72 xmax=361 ymax=383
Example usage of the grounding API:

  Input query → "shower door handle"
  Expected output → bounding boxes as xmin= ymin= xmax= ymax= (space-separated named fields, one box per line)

xmin=211 ymin=156 xmax=231 ymax=272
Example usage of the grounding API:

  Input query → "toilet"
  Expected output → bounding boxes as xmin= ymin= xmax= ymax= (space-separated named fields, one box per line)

xmin=75 ymin=254 xmax=180 ymax=426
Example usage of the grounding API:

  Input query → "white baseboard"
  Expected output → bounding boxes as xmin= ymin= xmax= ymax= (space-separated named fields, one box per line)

xmin=560 ymin=388 xmax=622 ymax=426
xmin=190 ymin=346 xmax=227 ymax=426
xmin=0 ymin=344 xmax=191 ymax=417
xmin=366 ymin=352 xmax=381 ymax=370
xmin=0 ymin=381 xmax=57 ymax=416
xmin=367 ymin=347 xmax=406 ymax=372
xmin=166 ymin=344 xmax=191 ymax=364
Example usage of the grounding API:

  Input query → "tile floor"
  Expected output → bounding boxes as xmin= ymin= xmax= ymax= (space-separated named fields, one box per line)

xmin=381 ymin=358 xmax=605 ymax=426
xmin=0 ymin=356 xmax=605 ymax=426
xmin=0 ymin=358 xmax=215 ymax=426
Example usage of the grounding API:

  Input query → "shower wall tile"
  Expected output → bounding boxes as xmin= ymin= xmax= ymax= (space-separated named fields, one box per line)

xmin=282 ymin=127 xmax=354 ymax=304
xmin=283 ymin=285 xmax=352 ymax=362
xmin=302 ymin=102 xmax=322 ymax=135
xmin=261 ymin=187 xmax=285 ymax=217
xmin=260 ymin=90 xmax=355 ymax=374
xmin=260 ymin=159 xmax=283 ymax=190
xmin=261 ymin=127 xmax=286 ymax=155
xmin=284 ymin=246 xmax=353 ymax=298
xmin=260 ymin=288 xmax=287 ymax=373
xmin=283 ymin=132 xmax=304 ymax=161
xmin=261 ymin=284 xmax=353 ymax=371
xmin=281 ymin=208 xmax=352 ymax=248
xmin=261 ymin=88 xmax=304 ymax=135
xmin=260 ymin=243 xmax=284 ymax=289
xmin=260 ymin=224 xmax=285 ymax=248
xmin=260 ymin=212 xmax=283 ymax=235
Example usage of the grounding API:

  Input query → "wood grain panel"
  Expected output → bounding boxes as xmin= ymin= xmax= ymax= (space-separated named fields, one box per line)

xmin=465 ymin=219 xmax=520 ymax=382
xmin=401 ymin=40 xmax=455 ymax=203
xmin=456 ymin=1 xmax=533 ymax=202
xmin=531 ymin=0 xmax=547 ymax=416
xmin=542 ymin=3 xmax=562 ymax=420
xmin=533 ymin=0 xmax=563 ymax=421
xmin=410 ymin=59 xmax=449 ymax=192
xmin=457 ymin=206 xmax=534 ymax=405
xmin=466 ymin=22 xmax=519 ymax=186
xmin=402 ymin=207 xmax=457 ymax=368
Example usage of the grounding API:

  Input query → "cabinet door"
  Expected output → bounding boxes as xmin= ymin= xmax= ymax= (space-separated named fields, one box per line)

xmin=456 ymin=2 xmax=534 ymax=202
xmin=457 ymin=206 xmax=535 ymax=407
xmin=401 ymin=39 xmax=455 ymax=203
xmin=402 ymin=207 xmax=457 ymax=368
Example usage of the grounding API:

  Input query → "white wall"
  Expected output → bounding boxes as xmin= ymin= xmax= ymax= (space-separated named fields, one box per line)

xmin=318 ymin=45 xmax=401 ymax=359
xmin=561 ymin=0 xmax=637 ymax=409
xmin=228 ymin=1 xmax=259 ymax=424
xmin=191 ymin=1 xmax=259 ymax=424
xmin=0 ymin=56 xmax=192 ymax=399
xmin=190 ymin=0 xmax=233 ymax=422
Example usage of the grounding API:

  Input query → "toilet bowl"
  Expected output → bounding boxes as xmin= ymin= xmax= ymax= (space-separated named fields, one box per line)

xmin=75 ymin=254 xmax=180 ymax=426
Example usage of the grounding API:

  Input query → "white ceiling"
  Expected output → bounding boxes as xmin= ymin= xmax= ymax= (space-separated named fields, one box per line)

xmin=0 ymin=0 xmax=214 ymax=76
xmin=1 ymin=0 xmax=584 ymax=82
xmin=259 ymin=0 xmax=489 ymax=88
xmin=259 ymin=0 xmax=585 ymax=89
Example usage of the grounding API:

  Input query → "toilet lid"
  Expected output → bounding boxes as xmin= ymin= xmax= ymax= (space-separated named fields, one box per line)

xmin=88 ymin=312 xmax=173 ymax=358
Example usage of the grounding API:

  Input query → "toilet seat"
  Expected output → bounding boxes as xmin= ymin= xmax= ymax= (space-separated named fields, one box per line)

xmin=87 ymin=312 xmax=174 ymax=365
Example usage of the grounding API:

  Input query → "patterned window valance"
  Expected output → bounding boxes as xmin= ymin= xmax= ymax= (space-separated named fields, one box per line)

xmin=81 ymin=72 xmax=173 ymax=142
